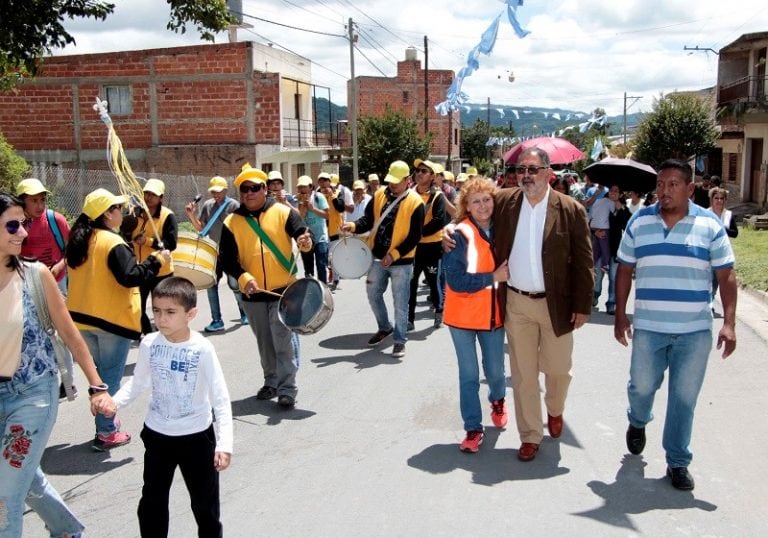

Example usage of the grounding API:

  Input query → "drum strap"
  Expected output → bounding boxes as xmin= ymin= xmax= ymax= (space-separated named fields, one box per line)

xmin=369 ymin=188 xmax=410 ymax=241
xmin=200 ymin=198 xmax=231 ymax=237
xmin=245 ymin=216 xmax=297 ymax=275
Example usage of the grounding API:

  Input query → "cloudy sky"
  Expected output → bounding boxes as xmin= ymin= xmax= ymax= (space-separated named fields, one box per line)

xmin=58 ymin=0 xmax=768 ymax=116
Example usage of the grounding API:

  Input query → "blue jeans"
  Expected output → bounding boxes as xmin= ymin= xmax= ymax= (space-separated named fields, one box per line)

xmin=1 ymin=373 xmax=83 ymax=537
xmin=207 ymin=273 xmax=245 ymax=323
xmin=300 ymin=241 xmax=329 ymax=284
xmin=81 ymin=329 xmax=132 ymax=435
xmin=366 ymin=261 xmax=413 ymax=345
xmin=449 ymin=327 xmax=506 ymax=431
xmin=605 ymin=258 xmax=618 ymax=311
xmin=627 ymin=329 xmax=713 ymax=468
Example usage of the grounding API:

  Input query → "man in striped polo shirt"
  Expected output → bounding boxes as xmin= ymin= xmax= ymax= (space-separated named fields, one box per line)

xmin=614 ymin=158 xmax=737 ymax=491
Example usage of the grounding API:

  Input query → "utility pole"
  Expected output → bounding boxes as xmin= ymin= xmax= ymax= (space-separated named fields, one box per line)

xmin=348 ymin=18 xmax=358 ymax=181
xmin=623 ymin=92 xmax=642 ymax=145
xmin=424 ymin=36 xmax=429 ymax=137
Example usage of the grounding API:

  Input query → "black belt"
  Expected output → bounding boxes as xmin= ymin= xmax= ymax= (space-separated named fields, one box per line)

xmin=507 ymin=284 xmax=546 ymax=299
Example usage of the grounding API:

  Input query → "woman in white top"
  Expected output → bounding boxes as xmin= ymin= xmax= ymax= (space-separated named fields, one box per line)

xmin=708 ymin=187 xmax=738 ymax=305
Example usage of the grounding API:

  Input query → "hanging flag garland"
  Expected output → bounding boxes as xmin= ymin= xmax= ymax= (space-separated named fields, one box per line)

xmin=435 ymin=0 xmax=530 ymax=115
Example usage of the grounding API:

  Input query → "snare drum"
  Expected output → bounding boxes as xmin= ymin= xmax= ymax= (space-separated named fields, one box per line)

xmin=172 ymin=232 xmax=218 ymax=290
xmin=329 ymin=236 xmax=373 ymax=279
xmin=278 ymin=278 xmax=334 ymax=335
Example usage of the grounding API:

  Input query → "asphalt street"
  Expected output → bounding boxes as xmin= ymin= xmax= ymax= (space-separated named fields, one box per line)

xmin=24 ymin=272 xmax=768 ymax=537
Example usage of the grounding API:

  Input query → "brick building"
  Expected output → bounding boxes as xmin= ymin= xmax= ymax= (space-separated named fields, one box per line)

xmin=0 ymin=41 xmax=341 ymax=191
xmin=350 ymin=47 xmax=461 ymax=172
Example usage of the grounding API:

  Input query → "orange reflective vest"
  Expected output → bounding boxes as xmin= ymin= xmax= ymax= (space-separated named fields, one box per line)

xmin=443 ymin=219 xmax=502 ymax=331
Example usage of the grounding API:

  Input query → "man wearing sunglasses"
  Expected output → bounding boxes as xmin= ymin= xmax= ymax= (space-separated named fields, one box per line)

xmin=446 ymin=147 xmax=593 ymax=461
xmin=218 ymin=164 xmax=313 ymax=409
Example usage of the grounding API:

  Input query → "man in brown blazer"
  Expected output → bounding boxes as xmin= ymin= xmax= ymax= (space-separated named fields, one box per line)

xmin=494 ymin=147 xmax=593 ymax=461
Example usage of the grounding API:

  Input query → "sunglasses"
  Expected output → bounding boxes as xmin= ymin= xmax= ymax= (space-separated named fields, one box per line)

xmin=4 ymin=219 xmax=25 ymax=234
xmin=515 ymin=166 xmax=547 ymax=175
xmin=416 ymin=168 xmax=432 ymax=174
xmin=239 ymin=183 xmax=265 ymax=193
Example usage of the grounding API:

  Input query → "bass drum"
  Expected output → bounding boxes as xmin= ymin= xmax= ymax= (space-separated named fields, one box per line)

xmin=278 ymin=278 xmax=334 ymax=335
xmin=172 ymin=232 xmax=218 ymax=290
xmin=329 ymin=236 xmax=373 ymax=279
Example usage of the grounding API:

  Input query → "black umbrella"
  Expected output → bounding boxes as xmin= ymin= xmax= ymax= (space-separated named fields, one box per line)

xmin=583 ymin=157 xmax=657 ymax=194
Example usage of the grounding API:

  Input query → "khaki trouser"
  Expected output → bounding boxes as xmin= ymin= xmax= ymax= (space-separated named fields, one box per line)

xmin=504 ymin=291 xmax=573 ymax=444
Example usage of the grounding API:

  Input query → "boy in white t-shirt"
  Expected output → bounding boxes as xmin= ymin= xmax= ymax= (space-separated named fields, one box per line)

xmin=109 ymin=277 xmax=233 ymax=537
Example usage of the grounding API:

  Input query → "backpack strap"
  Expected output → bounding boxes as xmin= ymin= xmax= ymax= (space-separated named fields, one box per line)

xmin=47 ymin=209 xmax=65 ymax=253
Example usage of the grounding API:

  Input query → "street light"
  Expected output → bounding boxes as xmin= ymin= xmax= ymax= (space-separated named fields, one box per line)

xmin=684 ymin=45 xmax=719 ymax=55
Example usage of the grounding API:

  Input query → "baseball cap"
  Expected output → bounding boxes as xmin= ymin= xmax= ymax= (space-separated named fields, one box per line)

xmin=385 ymin=161 xmax=410 ymax=184
xmin=414 ymin=159 xmax=437 ymax=173
xmin=143 ymin=178 xmax=165 ymax=196
xmin=467 ymin=166 xmax=479 ymax=176
xmin=443 ymin=171 xmax=455 ymax=182
xmin=234 ymin=163 xmax=268 ymax=189
xmin=82 ymin=188 xmax=127 ymax=220
xmin=267 ymin=170 xmax=284 ymax=183
xmin=368 ymin=173 xmax=379 ymax=182
xmin=208 ymin=176 xmax=228 ymax=192
xmin=16 ymin=178 xmax=51 ymax=197
xmin=456 ymin=173 xmax=469 ymax=183
xmin=433 ymin=163 xmax=445 ymax=175
xmin=352 ymin=180 xmax=365 ymax=190
xmin=317 ymin=172 xmax=331 ymax=181
xmin=297 ymin=175 xmax=313 ymax=187
xmin=330 ymin=174 xmax=340 ymax=186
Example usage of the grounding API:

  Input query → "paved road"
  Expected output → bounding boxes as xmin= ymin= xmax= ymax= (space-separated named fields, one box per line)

xmin=25 ymin=274 xmax=768 ymax=536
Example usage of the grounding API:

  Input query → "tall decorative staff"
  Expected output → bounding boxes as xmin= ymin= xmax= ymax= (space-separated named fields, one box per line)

xmin=92 ymin=96 xmax=163 ymax=247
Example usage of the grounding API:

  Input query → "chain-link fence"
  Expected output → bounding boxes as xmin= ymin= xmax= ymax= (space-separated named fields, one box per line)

xmin=26 ymin=165 xmax=222 ymax=224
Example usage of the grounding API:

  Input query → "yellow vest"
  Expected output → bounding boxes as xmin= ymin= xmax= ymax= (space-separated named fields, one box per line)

xmin=131 ymin=206 xmax=174 ymax=277
xmin=224 ymin=203 xmax=297 ymax=292
xmin=324 ymin=191 xmax=344 ymax=236
xmin=417 ymin=188 xmax=444 ymax=244
xmin=67 ymin=230 xmax=142 ymax=339
xmin=367 ymin=189 xmax=424 ymax=261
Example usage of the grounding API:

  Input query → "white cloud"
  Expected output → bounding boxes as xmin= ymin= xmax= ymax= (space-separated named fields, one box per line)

xmin=54 ymin=0 xmax=768 ymax=116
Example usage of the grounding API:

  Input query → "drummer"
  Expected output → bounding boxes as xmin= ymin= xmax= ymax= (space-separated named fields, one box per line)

xmin=219 ymin=163 xmax=313 ymax=409
xmin=318 ymin=172 xmax=347 ymax=292
xmin=128 ymin=179 xmax=178 ymax=335
xmin=340 ymin=160 xmax=425 ymax=359
xmin=184 ymin=176 xmax=247 ymax=332
xmin=296 ymin=175 xmax=329 ymax=283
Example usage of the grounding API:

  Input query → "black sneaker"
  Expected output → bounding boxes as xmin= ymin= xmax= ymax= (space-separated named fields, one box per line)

xmin=392 ymin=343 xmax=406 ymax=358
xmin=367 ymin=328 xmax=393 ymax=347
xmin=59 ymin=383 xmax=78 ymax=400
xmin=626 ymin=424 xmax=646 ymax=455
xmin=667 ymin=467 xmax=695 ymax=490
xmin=256 ymin=386 xmax=277 ymax=400
xmin=277 ymin=394 xmax=296 ymax=408
xmin=407 ymin=321 xmax=415 ymax=332
xmin=434 ymin=312 xmax=443 ymax=328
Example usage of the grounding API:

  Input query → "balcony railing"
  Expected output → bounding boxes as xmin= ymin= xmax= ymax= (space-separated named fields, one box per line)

xmin=718 ymin=75 xmax=767 ymax=106
xmin=282 ymin=118 xmax=349 ymax=149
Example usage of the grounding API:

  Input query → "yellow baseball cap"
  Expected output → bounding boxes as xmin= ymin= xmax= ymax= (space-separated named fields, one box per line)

xmin=330 ymin=174 xmax=340 ymax=186
xmin=234 ymin=163 xmax=268 ymax=189
xmin=433 ymin=163 xmax=445 ymax=175
xmin=352 ymin=180 xmax=366 ymax=190
xmin=208 ymin=176 xmax=228 ymax=192
xmin=297 ymin=175 xmax=313 ymax=187
xmin=414 ymin=159 xmax=437 ymax=173
xmin=82 ymin=188 xmax=127 ymax=220
xmin=385 ymin=160 xmax=410 ymax=184
xmin=467 ymin=166 xmax=479 ymax=176
xmin=456 ymin=173 xmax=469 ymax=183
xmin=443 ymin=171 xmax=455 ymax=182
xmin=368 ymin=173 xmax=379 ymax=182
xmin=143 ymin=178 xmax=165 ymax=196
xmin=16 ymin=178 xmax=51 ymax=197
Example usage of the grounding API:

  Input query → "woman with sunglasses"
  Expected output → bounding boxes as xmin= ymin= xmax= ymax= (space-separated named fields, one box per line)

xmin=0 ymin=191 xmax=115 ymax=537
xmin=66 ymin=188 xmax=170 ymax=452
xmin=708 ymin=187 xmax=738 ymax=308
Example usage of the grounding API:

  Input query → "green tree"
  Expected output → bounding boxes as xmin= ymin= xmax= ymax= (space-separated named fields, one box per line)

xmin=357 ymin=107 xmax=432 ymax=179
xmin=633 ymin=93 xmax=718 ymax=169
xmin=0 ymin=0 xmax=233 ymax=90
xmin=0 ymin=132 xmax=30 ymax=192
xmin=461 ymin=119 xmax=490 ymax=166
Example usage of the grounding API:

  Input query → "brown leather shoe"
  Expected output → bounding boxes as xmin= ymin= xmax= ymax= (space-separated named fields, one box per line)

xmin=548 ymin=414 xmax=563 ymax=438
xmin=518 ymin=442 xmax=539 ymax=462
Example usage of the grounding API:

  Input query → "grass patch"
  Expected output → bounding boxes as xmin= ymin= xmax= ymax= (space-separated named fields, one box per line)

xmin=731 ymin=227 xmax=768 ymax=292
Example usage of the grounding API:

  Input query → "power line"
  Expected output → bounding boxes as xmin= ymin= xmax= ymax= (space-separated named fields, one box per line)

xmin=337 ymin=0 xmax=418 ymax=51
xmin=353 ymin=43 xmax=389 ymax=77
xmin=277 ymin=0 xmax=341 ymax=25
xmin=357 ymin=27 xmax=398 ymax=65
xmin=232 ymin=9 xmax=345 ymax=38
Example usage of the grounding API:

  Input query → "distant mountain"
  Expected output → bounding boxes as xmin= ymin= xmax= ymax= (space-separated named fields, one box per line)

xmin=312 ymin=98 xmax=641 ymax=136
